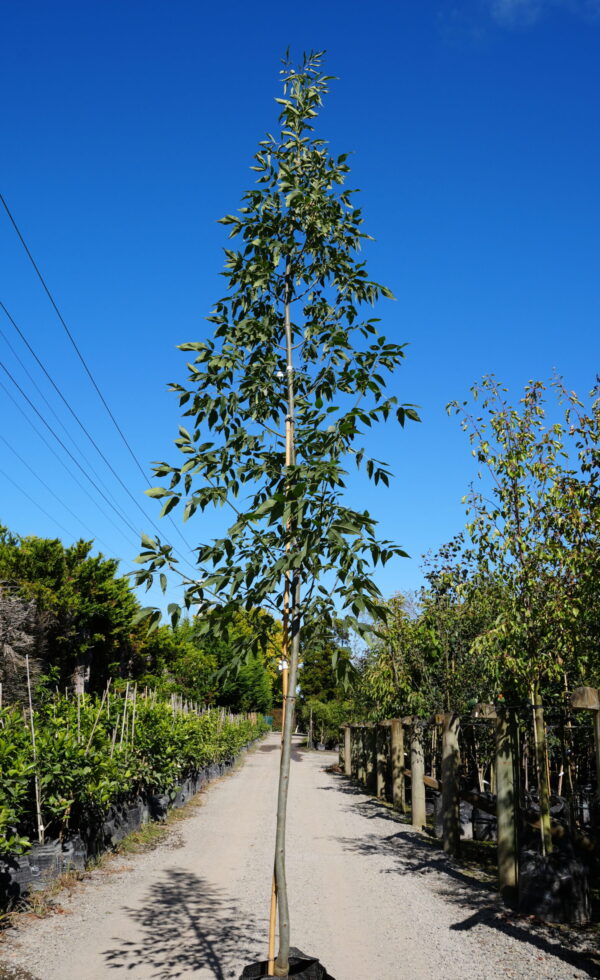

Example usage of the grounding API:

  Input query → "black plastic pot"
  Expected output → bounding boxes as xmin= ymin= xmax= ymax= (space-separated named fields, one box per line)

xmin=28 ymin=841 xmax=62 ymax=891
xmin=239 ymin=948 xmax=336 ymax=979
xmin=472 ymin=804 xmax=497 ymax=842
xmin=518 ymin=846 xmax=591 ymax=925
xmin=432 ymin=795 xmax=473 ymax=840
xmin=62 ymin=835 xmax=87 ymax=872
xmin=0 ymin=855 xmax=33 ymax=905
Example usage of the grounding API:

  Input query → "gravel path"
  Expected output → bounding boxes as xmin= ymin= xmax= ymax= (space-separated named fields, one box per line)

xmin=1 ymin=733 xmax=598 ymax=979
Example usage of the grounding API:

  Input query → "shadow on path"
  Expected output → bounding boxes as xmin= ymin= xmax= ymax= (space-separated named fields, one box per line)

xmin=328 ymin=774 xmax=600 ymax=979
xmin=104 ymin=869 xmax=261 ymax=979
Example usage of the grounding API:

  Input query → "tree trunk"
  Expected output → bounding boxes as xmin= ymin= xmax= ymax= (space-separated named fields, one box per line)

xmin=273 ymin=261 xmax=299 ymax=977
xmin=72 ymin=650 xmax=92 ymax=694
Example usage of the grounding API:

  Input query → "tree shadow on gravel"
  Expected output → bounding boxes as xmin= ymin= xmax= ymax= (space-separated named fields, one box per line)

xmin=331 ymin=776 xmax=600 ymax=979
xmin=103 ymin=869 xmax=262 ymax=979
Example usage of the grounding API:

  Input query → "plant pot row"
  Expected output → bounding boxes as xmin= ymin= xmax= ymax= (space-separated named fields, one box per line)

xmin=0 ymin=746 xmax=251 ymax=908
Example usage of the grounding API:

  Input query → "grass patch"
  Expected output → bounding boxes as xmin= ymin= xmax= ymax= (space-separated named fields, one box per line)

xmin=116 ymin=821 xmax=170 ymax=854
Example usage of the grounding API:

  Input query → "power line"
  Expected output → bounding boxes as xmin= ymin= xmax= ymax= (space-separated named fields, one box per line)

xmin=0 ymin=358 xmax=199 ymax=579
xmin=0 ymin=301 xmax=180 ymax=542
xmin=0 ymin=197 xmax=197 ymax=559
xmin=0 ymin=357 xmax=143 ymax=540
xmin=0 ymin=464 xmax=138 ymax=575
xmin=0 ymin=378 xmax=140 ymax=550
xmin=1 ymin=433 xmax=113 ymax=555
xmin=0 ymin=192 xmax=149 ymax=482
xmin=0 ymin=466 xmax=75 ymax=542
xmin=0 ymin=301 xmax=194 ymax=568
xmin=0 ymin=313 xmax=121 ymax=504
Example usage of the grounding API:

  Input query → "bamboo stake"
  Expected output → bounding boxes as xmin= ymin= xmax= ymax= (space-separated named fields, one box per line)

xmin=131 ymin=684 xmax=138 ymax=745
xmin=110 ymin=721 xmax=119 ymax=757
xmin=25 ymin=656 xmax=44 ymax=844
xmin=85 ymin=680 xmax=111 ymax=755
xmin=120 ymin=684 xmax=129 ymax=748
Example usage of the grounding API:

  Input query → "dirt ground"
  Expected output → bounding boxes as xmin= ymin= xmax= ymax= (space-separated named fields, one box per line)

xmin=1 ymin=733 xmax=598 ymax=979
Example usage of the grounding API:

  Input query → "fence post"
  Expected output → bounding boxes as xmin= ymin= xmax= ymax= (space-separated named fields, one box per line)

xmin=390 ymin=719 xmax=405 ymax=812
xmin=441 ymin=712 xmax=461 ymax=857
xmin=376 ymin=724 xmax=388 ymax=799
xmin=350 ymin=725 xmax=360 ymax=779
xmin=358 ymin=726 xmax=367 ymax=785
xmin=365 ymin=723 xmax=377 ymax=794
xmin=496 ymin=706 xmax=519 ymax=906
xmin=410 ymin=719 xmax=426 ymax=830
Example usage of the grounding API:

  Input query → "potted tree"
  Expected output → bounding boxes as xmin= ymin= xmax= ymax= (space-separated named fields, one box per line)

xmin=137 ymin=51 xmax=418 ymax=977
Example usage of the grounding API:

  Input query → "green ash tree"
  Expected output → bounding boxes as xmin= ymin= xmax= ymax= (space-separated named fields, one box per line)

xmin=136 ymin=52 xmax=418 ymax=976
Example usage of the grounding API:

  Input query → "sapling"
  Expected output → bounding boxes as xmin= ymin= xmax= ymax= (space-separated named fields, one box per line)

xmin=137 ymin=52 xmax=417 ymax=976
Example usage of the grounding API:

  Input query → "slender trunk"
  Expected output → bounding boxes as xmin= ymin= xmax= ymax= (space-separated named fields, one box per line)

xmin=274 ymin=577 xmax=301 ymax=977
xmin=273 ymin=261 xmax=299 ymax=978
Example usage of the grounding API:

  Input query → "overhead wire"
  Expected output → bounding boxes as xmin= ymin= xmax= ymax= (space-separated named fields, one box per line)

xmin=1 ymin=433 xmax=114 ymax=556
xmin=0 ymin=312 xmax=121 ymax=504
xmin=0 ymin=193 xmax=146 ymax=479
xmin=0 ymin=301 xmax=202 ymax=572
xmin=0 ymin=357 xmax=143 ymax=540
xmin=0 ymin=378 xmax=140 ymax=549
xmin=0 ymin=466 xmax=76 ymax=542
xmin=0 ymin=458 xmax=135 ymax=574
xmin=0 ymin=301 xmax=190 ymax=551
xmin=0 ymin=194 xmax=196 ymax=559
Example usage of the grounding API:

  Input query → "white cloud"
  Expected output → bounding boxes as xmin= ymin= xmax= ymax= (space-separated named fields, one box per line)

xmin=490 ymin=0 xmax=545 ymax=25
xmin=488 ymin=0 xmax=600 ymax=25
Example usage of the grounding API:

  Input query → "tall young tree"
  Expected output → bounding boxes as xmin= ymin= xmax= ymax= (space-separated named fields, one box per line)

xmin=137 ymin=52 xmax=418 ymax=975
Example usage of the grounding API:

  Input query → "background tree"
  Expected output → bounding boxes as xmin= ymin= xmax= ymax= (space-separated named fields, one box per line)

xmin=0 ymin=527 xmax=138 ymax=694
xmin=448 ymin=375 xmax=600 ymax=853
xmin=136 ymin=51 xmax=418 ymax=975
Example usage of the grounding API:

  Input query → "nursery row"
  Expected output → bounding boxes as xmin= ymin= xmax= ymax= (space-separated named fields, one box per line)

xmin=0 ymin=688 xmax=268 ymax=855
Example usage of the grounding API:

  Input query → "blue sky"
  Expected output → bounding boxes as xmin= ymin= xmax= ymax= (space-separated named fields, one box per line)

xmin=1 ymin=0 xmax=599 ymax=614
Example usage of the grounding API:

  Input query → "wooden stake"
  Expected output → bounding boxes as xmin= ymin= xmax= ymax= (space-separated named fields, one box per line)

xmin=410 ymin=721 xmax=426 ymax=831
xmin=343 ymin=725 xmax=352 ymax=777
xmin=376 ymin=724 xmax=387 ymax=799
xmin=441 ymin=712 xmax=461 ymax=857
xmin=496 ymin=707 xmax=519 ymax=906
xmin=390 ymin=719 xmax=405 ymax=812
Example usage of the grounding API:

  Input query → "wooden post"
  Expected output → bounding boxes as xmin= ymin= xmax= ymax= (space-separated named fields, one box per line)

xmin=390 ymin=719 xmax=405 ymax=812
xmin=376 ymin=724 xmax=388 ymax=799
xmin=350 ymin=725 xmax=360 ymax=778
xmin=357 ymin=726 xmax=367 ymax=785
xmin=410 ymin=720 xmax=426 ymax=831
xmin=441 ymin=712 xmax=461 ymax=857
xmin=339 ymin=726 xmax=345 ymax=770
xmin=365 ymin=724 xmax=377 ymax=794
xmin=496 ymin=706 xmax=519 ymax=907
xmin=344 ymin=725 xmax=352 ymax=777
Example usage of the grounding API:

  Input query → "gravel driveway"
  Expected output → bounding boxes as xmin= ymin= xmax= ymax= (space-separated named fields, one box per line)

xmin=1 ymin=733 xmax=598 ymax=979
